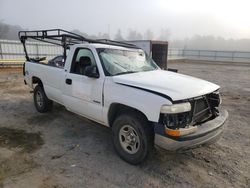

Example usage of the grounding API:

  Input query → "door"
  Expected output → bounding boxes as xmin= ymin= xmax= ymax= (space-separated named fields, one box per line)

xmin=62 ymin=48 xmax=104 ymax=123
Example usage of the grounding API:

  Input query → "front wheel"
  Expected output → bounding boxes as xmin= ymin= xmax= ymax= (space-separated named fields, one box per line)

xmin=112 ymin=112 xmax=154 ymax=165
xmin=33 ymin=85 xmax=53 ymax=113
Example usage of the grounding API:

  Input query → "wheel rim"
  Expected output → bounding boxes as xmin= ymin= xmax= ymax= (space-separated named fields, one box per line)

xmin=119 ymin=125 xmax=140 ymax=154
xmin=36 ymin=91 xmax=43 ymax=107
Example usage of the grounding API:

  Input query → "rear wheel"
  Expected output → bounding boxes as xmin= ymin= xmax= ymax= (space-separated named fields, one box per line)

xmin=112 ymin=112 xmax=154 ymax=164
xmin=34 ymin=85 xmax=53 ymax=113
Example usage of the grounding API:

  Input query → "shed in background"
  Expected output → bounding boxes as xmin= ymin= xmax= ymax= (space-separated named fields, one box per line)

xmin=127 ymin=40 xmax=168 ymax=69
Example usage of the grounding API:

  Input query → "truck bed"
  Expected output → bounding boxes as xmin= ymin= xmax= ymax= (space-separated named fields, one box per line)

xmin=25 ymin=61 xmax=64 ymax=103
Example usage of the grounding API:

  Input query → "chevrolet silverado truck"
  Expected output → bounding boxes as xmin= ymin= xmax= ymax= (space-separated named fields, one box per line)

xmin=19 ymin=29 xmax=228 ymax=164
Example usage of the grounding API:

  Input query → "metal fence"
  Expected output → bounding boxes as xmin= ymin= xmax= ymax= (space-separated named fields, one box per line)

xmin=0 ymin=39 xmax=62 ymax=60
xmin=1 ymin=39 xmax=250 ymax=66
xmin=168 ymin=48 xmax=250 ymax=62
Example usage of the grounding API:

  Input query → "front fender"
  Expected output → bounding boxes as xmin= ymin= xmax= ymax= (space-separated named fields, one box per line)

xmin=103 ymin=78 xmax=171 ymax=125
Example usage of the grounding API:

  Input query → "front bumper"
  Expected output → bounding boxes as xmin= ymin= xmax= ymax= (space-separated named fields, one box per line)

xmin=154 ymin=109 xmax=228 ymax=151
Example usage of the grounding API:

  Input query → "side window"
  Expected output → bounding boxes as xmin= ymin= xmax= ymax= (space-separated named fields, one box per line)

xmin=71 ymin=48 xmax=96 ymax=75
xmin=55 ymin=56 xmax=63 ymax=62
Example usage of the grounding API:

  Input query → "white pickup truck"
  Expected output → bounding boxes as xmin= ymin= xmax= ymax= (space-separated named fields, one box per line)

xmin=20 ymin=29 xmax=228 ymax=164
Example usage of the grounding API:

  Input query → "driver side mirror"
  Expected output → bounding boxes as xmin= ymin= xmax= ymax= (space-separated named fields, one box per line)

xmin=84 ymin=66 xmax=99 ymax=78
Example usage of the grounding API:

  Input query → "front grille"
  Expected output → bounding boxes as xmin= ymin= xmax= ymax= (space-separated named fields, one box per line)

xmin=189 ymin=96 xmax=212 ymax=124
xmin=160 ymin=91 xmax=220 ymax=129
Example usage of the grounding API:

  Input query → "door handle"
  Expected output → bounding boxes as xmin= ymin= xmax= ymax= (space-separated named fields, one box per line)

xmin=65 ymin=78 xmax=72 ymax=85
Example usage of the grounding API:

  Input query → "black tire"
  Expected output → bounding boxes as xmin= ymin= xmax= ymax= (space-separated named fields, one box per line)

xmin=112 ymin=111 xmax=154 ymax=165
xmin=33 ymin=85 xmax=53 ymax=113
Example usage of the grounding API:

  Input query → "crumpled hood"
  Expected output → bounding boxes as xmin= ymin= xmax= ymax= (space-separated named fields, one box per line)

xmin=112 ymin=70 xmax=220 ymax=101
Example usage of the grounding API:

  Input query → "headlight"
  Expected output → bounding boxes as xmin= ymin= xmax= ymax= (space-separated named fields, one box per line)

xmin=160 ymin=102 xmax=191 ymax=114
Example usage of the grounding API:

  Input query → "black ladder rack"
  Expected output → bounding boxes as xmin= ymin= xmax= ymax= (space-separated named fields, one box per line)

xmin=18 ymin=29 xmax=140 ymax=61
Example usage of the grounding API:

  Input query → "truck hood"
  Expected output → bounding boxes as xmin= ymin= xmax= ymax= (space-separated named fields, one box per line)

xmin=112 ymin=70 xmax=220 ymax=101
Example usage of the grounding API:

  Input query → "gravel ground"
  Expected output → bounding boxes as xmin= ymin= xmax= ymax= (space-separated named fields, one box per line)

xmin=0 ymin=61 xmax=249 ymax=188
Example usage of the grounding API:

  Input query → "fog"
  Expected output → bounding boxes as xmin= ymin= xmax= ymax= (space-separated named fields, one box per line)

xmin=1 ymin=0 xmax=250 ymax=50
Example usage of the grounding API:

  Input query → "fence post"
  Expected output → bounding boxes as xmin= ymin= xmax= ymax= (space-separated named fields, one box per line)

xmin=232 ymin=51 xmax=235 ymax=61
xmin=214 ymin=51 xmax=217 ymax=60
xmin=0 ymin=41 xmax=3 ymax=59
xmin=36 ymin=43 xmax=39 ymax=57
xmin=198 ymin=50 xmax=200 ymax=59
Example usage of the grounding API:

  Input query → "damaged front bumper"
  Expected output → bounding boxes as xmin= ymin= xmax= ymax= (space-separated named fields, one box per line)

xmin=154 ymin=109 xmax=228 ymax=151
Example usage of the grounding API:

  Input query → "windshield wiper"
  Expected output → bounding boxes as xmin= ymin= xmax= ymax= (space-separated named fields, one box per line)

xmin=114 ymin=71 xmax=138 ymax=76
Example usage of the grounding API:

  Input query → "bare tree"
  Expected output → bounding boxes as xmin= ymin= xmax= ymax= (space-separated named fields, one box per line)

xmin=0 ymin=21 xmax=10 ymax=39
xmin=170 ymin=35 xmax=250 ymax=51
xmin=144 ymin=29 xmax=154 ymax=40
xmin=70 ymin=29 xmax=89 ymax=38
xmin=70 ymin=30 xmax=110 ymax=40
xmin=0 ymin=21 xmax=25 ymax=40
xmin=114 ymin=29 xmax=124 ymax=41
xmin=159 ymin=28 xmax=171 ymax=41
xmin=127 ymin=29 xmax=143 ymax=40
xmin=98 ymin=32 xmax=110 ymax=39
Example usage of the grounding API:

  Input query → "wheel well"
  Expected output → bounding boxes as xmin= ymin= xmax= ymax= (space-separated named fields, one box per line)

xmin=32 ymin=76 xmax=43 ymax=89
xmin=108 ymin=103 xmax=149 ymax=127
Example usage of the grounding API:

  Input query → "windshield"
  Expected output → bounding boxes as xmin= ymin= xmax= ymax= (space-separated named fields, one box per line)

xmin=97 ymin=48 xmax=159 ymax=76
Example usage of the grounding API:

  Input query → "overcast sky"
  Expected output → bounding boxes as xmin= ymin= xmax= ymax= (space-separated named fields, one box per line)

xmin=0 ymin=0 xmax=250 ymax=39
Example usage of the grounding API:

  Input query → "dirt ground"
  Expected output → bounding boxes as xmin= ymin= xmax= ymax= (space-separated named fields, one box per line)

xmin=0 ymin=61 xmax=249 ymax=188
